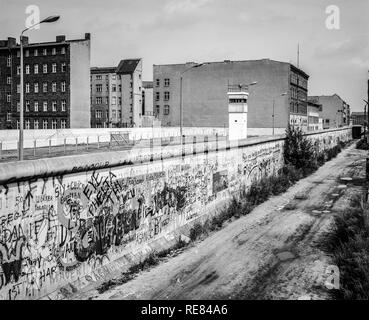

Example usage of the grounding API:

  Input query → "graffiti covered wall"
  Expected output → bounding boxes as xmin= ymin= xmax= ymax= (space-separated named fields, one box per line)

xmin=0 ymin=128 xmax=352 ymax=300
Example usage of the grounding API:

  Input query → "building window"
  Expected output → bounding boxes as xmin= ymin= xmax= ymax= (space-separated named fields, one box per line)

xmin=16 ymin=120 xmax=20 ymax=129
xmin=34 ymin=120 xmax=39 ymax=129
xmin=17 ymin=84 xmax=20 ymax=93
xmin=156 ymin=79 xmax=160 ymax=87
xmin=43 ymin=48 xmax=47 ymax=56
xmin=17 ymin=66 xmax=20 ymax=75
xmin=105 ymin=97 xmax=109 ymax=104
xmin=119 ymin=84 xmax=122 ymax=92
xmin=96 ymin=75 xmax=102 ymax=80
xmin=17 ymin=102 xmax=20 ymax=112
xmin=164 ymin=79 xmax=170 ymax=87
xmin=61 ymin=100 xmax=66 ymax=111
xmin=96 ymin=110 xmax=102 ymax=118
xmin=96 ymin=97 xmax=102 ymax=104
xmin=43 ymin=120 xmax=48 ymax=129
xmin=34 ymin=64 xmax=39 ymax=74
xmin=34 ymin=49 xmax=38 ymax=56
xmin=34 ymin=83 xmax=39 ymax=93
xmin=43 ymin=101 xmax=48 ymax=112
xmin=112 ymin=74 xmax=116 ymax=80
xmin=7 ymin=113 xmax=11 ymax=121
xmin=52 ymin=63 xmax=57 ymax=73
xmin=61 ymin=120 xmax=66 ymax=129
xmin=34 ymin=101 xmax=39 ymax=112
xmin=112 ymin=97 xmax=116 ymax=105
xmin=112 ymin=110 xmax=116 ymax=119
xmin=25 ymin=50 xmax=29 ymax=57
xmin=61 ymin=82 xmax=66 ymax=92
xmin=155 ymin=105 xmax=160 ymax=115
xmin=52 ymin=82 xmax=57 ymax=92
xmin=52 ymin=48 xmax=56 ymax=55
xmin=118 ymin=110 xmax=122 ymax=119
xmin=43 ymin=64 xmax=47 ymax=73
xmin=7 ymin=76 xmax=11 ymax=84
xmin=112 ymin=85 xmax=116 ymax=92
xmin=52 ymin=101 xmax=57 ymax=112
xmin=7 ymin=94 xmax=11 ymax=103
xmin=155 ymin=92 xmax=160 ymax=101
xmin=96 ymin=84 xmax=102 ymax=92
xmin=25 ymin=120 xmax=30 ymax=129
xmin=118 ymin=97 xmax=122 ymax=105
xmin=61 ymin=47 xmax=66 ymax=54
xmin=52 ymin=120 xmax=57 ymax=129
xmin=7 ymin=56 xmax=11 ymax=67
xmin=25 ymin=65 xmax=30 ymax=74
xmin=26 ymin=101 xmax=30 ymax=112
xmin=164 ymin=105 xmax=170 ymax=115
xmin=17 ymin=50 xmax=20 ymax=58
xmin=43 ymin=82 xmax=48 ymax=93
xmin=61 ymin=63 xmax=66 ymax=72
xmin=25 ymin=83 xmax=30 ymax=93
xmin=164 ymin=92 xmax=170 ymax=101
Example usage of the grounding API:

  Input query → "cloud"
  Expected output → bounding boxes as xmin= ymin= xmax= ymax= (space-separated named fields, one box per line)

xmin=164 ymin=0 xmax=214 ymax=14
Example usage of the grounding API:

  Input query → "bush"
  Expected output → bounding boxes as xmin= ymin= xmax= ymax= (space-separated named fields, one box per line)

xmin=284 ymin=125 xmax=316 ymax=170
xmin=357 ymin=139 xmax=369 ymax=150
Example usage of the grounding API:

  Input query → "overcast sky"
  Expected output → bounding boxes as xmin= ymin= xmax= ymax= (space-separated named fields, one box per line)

xmin=1 ymin=0 xmax=368 ymax=111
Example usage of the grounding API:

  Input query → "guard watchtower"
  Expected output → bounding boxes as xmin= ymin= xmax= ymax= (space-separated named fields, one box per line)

xmin=228 ymin=84 xmax=249 ymax=141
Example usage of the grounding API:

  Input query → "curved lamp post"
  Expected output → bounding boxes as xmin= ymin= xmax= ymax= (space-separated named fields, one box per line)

xmin=19 ymin=15 xmax=60 ymax=161
xmin=272 ymin=92 xmax=287 ymax=135
xmin=179 ymin=63 xmax=208 ymax=143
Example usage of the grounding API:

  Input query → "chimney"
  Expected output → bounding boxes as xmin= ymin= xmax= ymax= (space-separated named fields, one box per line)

xmin=21 ymin=36 xmax=29 ymax=46
xmin=7 ymin=37 xmax=16 ymax=47
xmin=85 ymin=33 xmax=91 ymax=40
xmin=56 ymin=35 xmax=66 ymax=42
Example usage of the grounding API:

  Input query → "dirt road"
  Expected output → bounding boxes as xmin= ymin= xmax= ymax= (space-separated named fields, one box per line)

xmin=77 ymin=142 xmax=367 ymax=300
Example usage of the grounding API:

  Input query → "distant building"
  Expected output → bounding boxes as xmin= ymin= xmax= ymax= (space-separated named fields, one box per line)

xmin=0 ymin=34 xmax=91 ymax=129
xmin=351 ymin=112 xmax=366 ymax=126
xmin=308 ymin=94 xmax=350 ymax=129
xmin=307 ymin=99 xmax=323 ymax=131
xmin=153 ymin=59 xmax=309 ymax=134
xmin=90 ymin=59 xmax=143 ymax=128
xmin=141 ymin=81 xmax=160 ymax=127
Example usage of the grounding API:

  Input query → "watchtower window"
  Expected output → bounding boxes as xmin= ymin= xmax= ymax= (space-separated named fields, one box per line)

xmin=229 ymin=98 xmax=247 ymax=103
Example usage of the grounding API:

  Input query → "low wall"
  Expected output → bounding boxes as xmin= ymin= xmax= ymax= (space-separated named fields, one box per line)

xmin=0 ymin=127 xmax=228 ymax=151
xmin=0 ymin=127 xmax=352 ymax=300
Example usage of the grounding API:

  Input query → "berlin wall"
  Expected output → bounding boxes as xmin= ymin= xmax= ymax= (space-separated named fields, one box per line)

xmin=0 ymin=127 xmax=352 ymax=300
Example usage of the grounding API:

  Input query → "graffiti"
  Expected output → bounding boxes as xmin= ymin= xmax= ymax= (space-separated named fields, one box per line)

xmin=0 ymin=129 xmax=352 ymax=299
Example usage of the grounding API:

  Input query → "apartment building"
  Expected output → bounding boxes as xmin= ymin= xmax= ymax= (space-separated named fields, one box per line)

xmin=308 ymin=94 xmax=350 ymax=129
xmin=307 ymin=99 xmax=323 ymax=131
xmin=153 ymin=59 xmax=309 ymax=134
xmin=90 ymin=59 xmax=143 ymax=128
xmin=0 ymin=33 xmax=91 ymax=129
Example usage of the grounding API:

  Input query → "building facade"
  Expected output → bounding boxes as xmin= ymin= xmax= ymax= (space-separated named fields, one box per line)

xmin=90 ymin=59 xmax=143 ymax=128
xmin=307 ymin=99 xmax=323 ymax=131
xmin=308 ymin=94 xmax=350 ymax=129
xmin=0 ymin=34 xmax=91 ymax=130
xmin=153 ymin=59 xmax=309 ymax=134
xmin=351 ymin=112 xmax=366 ymax=125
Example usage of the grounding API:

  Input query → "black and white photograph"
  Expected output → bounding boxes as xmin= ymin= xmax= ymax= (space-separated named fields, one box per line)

xmin=0 ymin=0 xmax=368 ymax=312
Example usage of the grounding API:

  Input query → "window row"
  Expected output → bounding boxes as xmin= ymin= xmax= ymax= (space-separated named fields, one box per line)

xmin=12 ymin=63 xmax=67 ymax=75
xmin=155 ymin=105 xmax=170 ymax=115
xmin=9 ymin=47 xmax=66 ymax=61
xmin=155 ymin=78 xmax=170 ymax=87
xmin=5 ymin=82 xmax=67 ymax=97
xmin=14 ymin=100 xmax=67 ymax=112
xmin=155 ymin=91 xmax=170 ymax=101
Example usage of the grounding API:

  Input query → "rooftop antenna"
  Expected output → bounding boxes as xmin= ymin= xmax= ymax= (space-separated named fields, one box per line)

xmin=297 ymin=43 xmax=300 ymax=68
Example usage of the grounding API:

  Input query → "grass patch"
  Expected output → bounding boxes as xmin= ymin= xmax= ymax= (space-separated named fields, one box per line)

xmin=324 ymin=195 xmax=369 ymax=299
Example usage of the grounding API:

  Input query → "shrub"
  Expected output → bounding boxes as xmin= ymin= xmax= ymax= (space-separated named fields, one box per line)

xmin=357 ymin=139 xmax=369 ymax=150
xmin=284 ymin=125 xmax=316 ymax=170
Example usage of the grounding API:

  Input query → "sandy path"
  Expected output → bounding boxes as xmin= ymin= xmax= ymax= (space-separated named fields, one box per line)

xmin=79 ymin=143 xmax=366 ymax=300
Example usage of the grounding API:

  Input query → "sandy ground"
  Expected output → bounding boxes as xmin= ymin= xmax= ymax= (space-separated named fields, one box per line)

xmin=74 ymin=142 xmax=367 ymax=300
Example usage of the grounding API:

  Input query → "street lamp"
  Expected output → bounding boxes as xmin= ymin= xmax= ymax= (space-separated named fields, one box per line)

xmin=19 ymin=15 xmax=60 ymax=161
xmin=179 ymin=63 xmax=208 ymax=143
xmin=272 ymin=92 xmax=287 ymax=135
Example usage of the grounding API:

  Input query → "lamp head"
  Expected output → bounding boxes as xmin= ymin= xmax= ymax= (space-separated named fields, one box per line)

xmin=41 ymin=15 xmax=60 ymax=23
